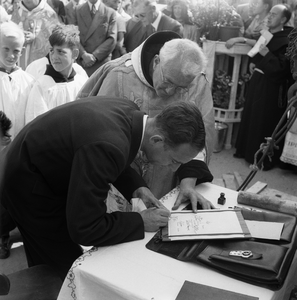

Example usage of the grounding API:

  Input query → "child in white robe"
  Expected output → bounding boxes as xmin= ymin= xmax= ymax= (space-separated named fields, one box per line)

xmin=25 ymin=24 xmax=88 ymax=124
xmin=0 ymin=21 xmax=35 ymax=140
xmin=25 ymin=55 xmax=89 ymax=81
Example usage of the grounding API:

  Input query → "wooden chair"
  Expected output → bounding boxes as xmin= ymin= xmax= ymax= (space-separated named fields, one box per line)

xmin=0 ymin=264 xmax=63 ymax=300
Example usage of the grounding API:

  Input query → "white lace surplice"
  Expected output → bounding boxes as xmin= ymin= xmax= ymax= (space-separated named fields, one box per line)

xmin=0 ymin=69 xmax=35 ymax=139
xmin=25 ymin=74 xmax=87 ymax=124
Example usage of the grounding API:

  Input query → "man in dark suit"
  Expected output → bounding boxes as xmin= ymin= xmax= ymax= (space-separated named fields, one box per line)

xmin=124 ymin=0 xmax=183 ymax=52
xmin=73 ymin=0 xmax=117 ymax=76
xmin=1 ymin=97 xmax=205 ymax=279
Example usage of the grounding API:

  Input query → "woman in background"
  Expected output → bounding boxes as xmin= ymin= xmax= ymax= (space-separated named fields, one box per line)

xmin=170 ymin=0 xmax=199 ymax=42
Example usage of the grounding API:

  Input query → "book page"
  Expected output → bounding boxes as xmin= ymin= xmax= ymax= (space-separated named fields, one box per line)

xmin=247 ymin=30 xmax=273 ymax=57
xmin=168 ymin=210 xmax=246 ymax=237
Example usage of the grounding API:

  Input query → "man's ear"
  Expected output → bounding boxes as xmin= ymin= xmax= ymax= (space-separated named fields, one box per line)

xmin=149 ymin=134 xmax=164 ymax=145
xmin=153 ymin=54 xmax=160 ymax=69
xmin=72 ymin=48 xmax=79 ymax=61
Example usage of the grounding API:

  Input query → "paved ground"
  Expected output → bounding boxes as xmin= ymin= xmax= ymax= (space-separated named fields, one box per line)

xmin=209 ymin=147 xmax=297 ymax=196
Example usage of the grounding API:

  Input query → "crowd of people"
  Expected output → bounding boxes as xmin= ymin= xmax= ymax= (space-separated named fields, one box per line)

xmin=0 ymin=0 xmax=297 ymax=285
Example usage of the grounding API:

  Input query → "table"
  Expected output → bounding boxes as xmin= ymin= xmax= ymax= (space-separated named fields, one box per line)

xmin=57 ymin=183 xmax=297 ymax=300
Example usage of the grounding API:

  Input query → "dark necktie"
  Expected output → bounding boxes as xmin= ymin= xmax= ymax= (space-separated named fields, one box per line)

xmin=91 ymin=4 xmax=96 ymax=19
xmin=144 ymin=24 xmax=155 ymax=39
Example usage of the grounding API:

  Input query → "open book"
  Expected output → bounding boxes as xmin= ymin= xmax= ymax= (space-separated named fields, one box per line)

xmin=162 ymin=209 xmax=251 ymax=241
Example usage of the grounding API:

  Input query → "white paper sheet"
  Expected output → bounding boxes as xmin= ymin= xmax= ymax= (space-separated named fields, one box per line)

xmin=245 ymin=220 xmax=284 ymax=240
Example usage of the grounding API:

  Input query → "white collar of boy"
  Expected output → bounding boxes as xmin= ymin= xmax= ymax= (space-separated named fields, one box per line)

xmin=88 ymin=0 xmax=100 ymax=11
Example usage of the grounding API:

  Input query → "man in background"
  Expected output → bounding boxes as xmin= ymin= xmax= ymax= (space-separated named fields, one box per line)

xmin=73 ymin=0 xmax=117 ymax=76
xmin=124 ymin=0 xmax=182 ymax=52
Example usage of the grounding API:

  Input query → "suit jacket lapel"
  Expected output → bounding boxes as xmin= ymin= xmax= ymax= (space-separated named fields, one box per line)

xmin=79 ymin=3 xmax=93 ymax=44
xmin=85 ymin=2 xmax=106 ymax=42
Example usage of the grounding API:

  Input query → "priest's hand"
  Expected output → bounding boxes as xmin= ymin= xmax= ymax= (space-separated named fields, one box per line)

xmin=139 ymin=208 xmax=170 ymax=232
xmin=172 ymin=178 xmax=215 ymax=212
xmin=132 ymin=186 xmax=166 ymax=209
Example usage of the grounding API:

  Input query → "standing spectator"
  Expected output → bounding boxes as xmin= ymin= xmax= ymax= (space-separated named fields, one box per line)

xmin=103 ymin=0 xmax=127 ymax=59
xmin=73 ymin=0 xmax=117 ymax=76
xmin=0 ymin=21 xmax=34 ymax=139
xmin=245 ymin=0 xmax=272 ymax=39
xmin=11 ymin=0 xmax=59 ymax=70
xmin=118 ymin=0 xmax=131 ymax=21
xmin=25 ymin=24 xmax=88 ymax=123
xmin=0 ymin=4 xmax=10 ymax=21
xmin=48 ymin=0 xmax=66 ymax=23
xmin=170 ymin=0 xmax=198 ymax=42
xmin=279 ymin=27 xmax=297 ymax=169
xmin=234 ymin=4 xmax=293 ymax=170
xmin=65 ymin=0 xmax=85 ymax=24
xmin=237 ymin=0 xmax=258 ymax=30
xmin=133 ymin=0 xmax=183 ymax=37
xmin=0 ymin=22 xmax=35 ymax=259
xmin=0 ymin=111 xmax=12 ymax=259
xmin=124 ymin=0 xmax=183 ymax=53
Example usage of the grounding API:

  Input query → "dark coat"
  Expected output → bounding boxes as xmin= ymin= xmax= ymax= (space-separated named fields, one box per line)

xmin=1 ymin=97 xmax=146 ymax=278
xmin=157 ymin=13 xmax=183 ymax=36
xmin=235 ymin=26 xmax=294 ymax=165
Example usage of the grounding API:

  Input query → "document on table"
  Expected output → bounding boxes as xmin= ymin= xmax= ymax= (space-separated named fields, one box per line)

xmin=165 ymin=209 xmax=251 ymax=241
xmin=245 ymin=220 xmax=284 ymax=240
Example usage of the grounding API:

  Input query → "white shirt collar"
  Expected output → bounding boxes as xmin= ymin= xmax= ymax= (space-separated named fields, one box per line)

xmin=140 ymin=115 xmax=148 ymax=150
xmin=151 ymin=10 xmax=162 ymax=31
xmin=88 ymin=0 xmax=100 ymax=11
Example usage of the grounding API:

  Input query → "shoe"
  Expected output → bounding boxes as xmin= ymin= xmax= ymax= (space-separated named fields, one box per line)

xmin=0 ymin=236 xmax=10 ymax=259
xmin=233 ymin=152 xmax=244 ymax=158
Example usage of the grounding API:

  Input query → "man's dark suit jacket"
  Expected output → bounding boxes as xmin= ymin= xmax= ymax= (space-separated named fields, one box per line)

xmin=1 ymin=97 xmax=146 ymax=277
xmin=157 ymin=13 xmax=183 ymax=36
xmin=124 ymin=13 xmax=183 ymax=53
xmin=74 ymin=2 xmax=117 ymax=76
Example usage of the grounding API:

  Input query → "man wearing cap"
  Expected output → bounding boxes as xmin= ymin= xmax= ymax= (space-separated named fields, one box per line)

xmin=78 ymin=31 xmax=215 ymax=211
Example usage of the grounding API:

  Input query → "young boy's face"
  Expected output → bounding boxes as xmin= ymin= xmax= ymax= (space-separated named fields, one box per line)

xmin=0 ymin=35 xmax=23 ymax=72
xmin=49 ymin=44 xmax=77 ymax=77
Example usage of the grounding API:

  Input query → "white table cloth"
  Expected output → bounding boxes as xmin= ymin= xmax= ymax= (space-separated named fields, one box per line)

xmin=58 ymin=183 xmax=297 ymax=300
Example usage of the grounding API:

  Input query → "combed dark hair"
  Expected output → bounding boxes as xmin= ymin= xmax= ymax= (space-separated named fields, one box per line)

xmin=49 ymin=24 xmax=80 ymax=50
xmin=281 ymin=3 xmax=292 ymax=24
xmin=155 ymin=102 xmax=205 ymax=151
xmin=0 ymin=111 xmax=12 ymax=139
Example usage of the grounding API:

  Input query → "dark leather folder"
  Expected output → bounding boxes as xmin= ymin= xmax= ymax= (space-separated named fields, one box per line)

xmin=146 ymin=209 xmax=297 ymax=290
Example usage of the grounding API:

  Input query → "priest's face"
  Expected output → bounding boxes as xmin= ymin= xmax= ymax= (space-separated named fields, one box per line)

xmin=0 ymin=35 xmax=23 ymax=72
xmin=49 ymin=44 xmax=78 ymax=77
